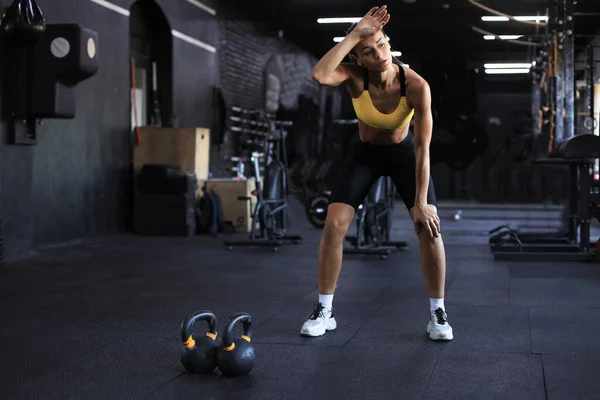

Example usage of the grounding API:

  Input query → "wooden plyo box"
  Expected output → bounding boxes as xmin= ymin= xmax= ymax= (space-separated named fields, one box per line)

xmin=133 ymin=127 xmax=210 ymax=196
xmin=205 ymin=178 xmax=256 ymax=233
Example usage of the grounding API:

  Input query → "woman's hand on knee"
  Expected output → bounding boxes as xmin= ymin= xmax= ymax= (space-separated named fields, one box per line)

xmin=411 ymin=204 xmax=441 ymax=239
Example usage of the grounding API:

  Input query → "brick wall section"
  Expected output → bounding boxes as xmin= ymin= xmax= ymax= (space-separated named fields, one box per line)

xmin=212 ymin=19 xmax=321 ymax=178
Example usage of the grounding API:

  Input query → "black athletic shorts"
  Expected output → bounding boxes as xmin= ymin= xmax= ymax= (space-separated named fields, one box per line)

xmin=328 ymin=131 xmax=437 ymax=211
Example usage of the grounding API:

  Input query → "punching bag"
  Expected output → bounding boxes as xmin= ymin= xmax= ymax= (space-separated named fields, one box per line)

xmin=0 ymin=0 xmax=46 ymax=47
xmin=264 ymin=54 xmax=284 ymax=114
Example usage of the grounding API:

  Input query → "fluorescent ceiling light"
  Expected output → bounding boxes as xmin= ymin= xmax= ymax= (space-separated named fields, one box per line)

xmin=391 ymin=51 xmax=402 ymax=56
xmin=484 ymin=63 xmax=532 ymax=69
xmin=482 ymin=16 xmax=548 ymax=22
xmin=483 ymin=35 xmax=523 ymax=40
xmin=318 ymin=17 xmax=361 ymax=24
xmin=485 ymin=68 xmax=530 ymax=74
xmin=334 ymin=35 xmax=391 ymax=43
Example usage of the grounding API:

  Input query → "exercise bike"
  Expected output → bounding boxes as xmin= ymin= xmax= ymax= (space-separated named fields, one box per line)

xmin=306 ymin=118 xmax=406 ymax=259
xmin=224 ymin=114 xmax=303 ymax=252
xmin=305 ymin=118 xmax=359 ymax=228
xmin=343 ymin=176 xmax=407 ymax=260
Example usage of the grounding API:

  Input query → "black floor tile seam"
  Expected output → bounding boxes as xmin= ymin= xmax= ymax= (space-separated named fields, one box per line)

xmin=248 ymin=298 xmax=306 ymax=329
xmin=540 ymin=353 xmax=550 ymax=400
xmin=338 ymin=303 xmax=384 ymax=349
xmin=451 ymin=348 xmax=536 ymax=356
xmin=528 ymin=308 xmax=534 ymax=357
xmin=420 ymin=346 xmax=447 ymax=400
xmin=282 ymin=345 xmax=355 ymax=400
xmin=452 ymin=303 xmax=531 ymax=310
xmin=145 ymin=371 xmax=187 ymax=400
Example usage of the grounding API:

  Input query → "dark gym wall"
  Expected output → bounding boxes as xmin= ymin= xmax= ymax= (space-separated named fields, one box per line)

xmin=0 ymin=0 xmax=323 ymax=261
xmin=431 ymin=74 xmax=569 ymax=204
xmin=0 ymin=0 xmax=219 ymax=261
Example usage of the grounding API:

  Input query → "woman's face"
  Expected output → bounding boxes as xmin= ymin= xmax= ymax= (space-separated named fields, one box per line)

xmin=354 ymin=31 xmax=391 ymax=71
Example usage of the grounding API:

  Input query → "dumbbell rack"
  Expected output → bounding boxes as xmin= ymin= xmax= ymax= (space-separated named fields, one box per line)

xmin=228 ymin=106 xmax=273 ymax=179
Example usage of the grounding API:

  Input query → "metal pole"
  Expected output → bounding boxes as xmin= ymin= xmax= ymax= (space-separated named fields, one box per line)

xmin=532 ymin=74 xmax=542 ymax=135
xmin=587 ymin=45 xmax=595 ymax=133
xmin=563 ymin=0 xmax=575 ymax=137
xmin=546 ymin=3 xmax=556 ymax=153
xmin=554 ymin=0 xmax=565 ymax=145
xmin=595 ymin=83 xmax=600 ymax=136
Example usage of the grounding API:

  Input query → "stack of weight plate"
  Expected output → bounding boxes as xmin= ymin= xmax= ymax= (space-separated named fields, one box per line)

xmin=134 ymin=164 xmax=198 ymax=236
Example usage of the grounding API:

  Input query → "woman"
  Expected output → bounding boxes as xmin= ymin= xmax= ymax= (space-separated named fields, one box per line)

xmin=300 ymin=5 xmax=453 ymax=341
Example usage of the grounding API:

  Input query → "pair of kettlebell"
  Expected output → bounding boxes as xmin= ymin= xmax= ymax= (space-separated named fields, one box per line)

xmin=180 ymin=310 xmax=255 ymax=377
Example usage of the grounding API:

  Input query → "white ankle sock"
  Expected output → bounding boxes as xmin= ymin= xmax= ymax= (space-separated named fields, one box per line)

xmin=430 ymin=298 xmax=445 ymax=313
xmin=319 ymin=294 xmax=334 ymax=310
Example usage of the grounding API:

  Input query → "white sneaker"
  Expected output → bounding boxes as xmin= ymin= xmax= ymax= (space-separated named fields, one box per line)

xmin=300 ymin=303 xmax=337 ymax=337
xmin=427 ymin=308 xmax=454 ymax=341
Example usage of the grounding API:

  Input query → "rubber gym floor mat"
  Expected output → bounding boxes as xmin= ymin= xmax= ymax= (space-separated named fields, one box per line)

xmin=437 ymin=208 xmax=562 ymax=221
xmin=370 ymin=278 xmax=434 ymax=304
xmin=0 ymin=298 xmax=299 ymax=395
xmin=303 ymin=277 xmax=403 ymax=304
xmin=444 ymin=270 xmax=510 ymax=307
xmin=510 ymin=278 xmax=600 ymax=308
xmin=529 ymin=307 xmax=600 ymax=355
xmin=1 ymin=335 xmax=184 ymax=400
xmin=0 ymin=334 xmax=113 ymax=396
xmin=356 ymin=263 xmax=429 ymax=279
xmin=0 ymin=289 xmax=129 ymax=337
xmin=350 ymin=302 xmax=532 ymax=353
xmin=0 ymin=258 xmax=131 ymax=297
xmin=508 ymin=263 xmax=600 ymax=280
xmin=253 ymin=299 xmax=382 ymax=347
xmin=146 ymin=343 xmax=340 ymax=400
xmin=343 ymin=301 xmax=455 ymax=348
xmin=216 ymin=275 xmax=317 ymax=302
xmin=331 ymin=256 xmax=426 ymax=279
xmin=297 ymin=343 xmax=439 ymax=400
xmin=424 ymin=349 xmax=546 ymax=400
xmin=67 ymin=296 xmax=298 ymax=346
xmin=541 ymin=353 xmax=600 ymax=400
xmin=98 ymin=274 xmax=287 ymax=304
xmin=440 ymin=305 xmax=532 ymax=353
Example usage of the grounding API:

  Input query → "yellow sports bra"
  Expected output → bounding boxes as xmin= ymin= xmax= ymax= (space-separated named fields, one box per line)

xmin=351 ymin=65 xmax=414 ymax=130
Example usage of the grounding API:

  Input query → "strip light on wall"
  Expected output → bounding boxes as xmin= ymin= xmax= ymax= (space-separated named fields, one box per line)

xmin=87 ymin=0 xmax=216 ymax=53
xmin=484 ymin=63 xmax=532 ymax=69
xmin=184 ymin=0 xmax=216 ymax=16
xmin=485 ymin=68 xmax=530 ymax=74
xmin=482 ymin=15 xmax=548 ymax=22
xmin=89 ymin=0 xmax=129 ymax=16
xmin=172 ymin=30 xmax=216 ymax=53
xmin=484 ymin=62 xmax=532 ymax=75
xmin=484 ymin=35 xmax=523 ymax=40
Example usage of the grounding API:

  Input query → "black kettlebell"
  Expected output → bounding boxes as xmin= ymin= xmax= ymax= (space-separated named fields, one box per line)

xmin=180 ymin=310 xmax=219 ymax=373
xmin=216 ymin=312 xmax=255 ymax=377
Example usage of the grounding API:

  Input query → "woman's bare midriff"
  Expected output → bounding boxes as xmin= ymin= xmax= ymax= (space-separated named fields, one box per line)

xmin=357 ymin=121 xmax=410 ymax=145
